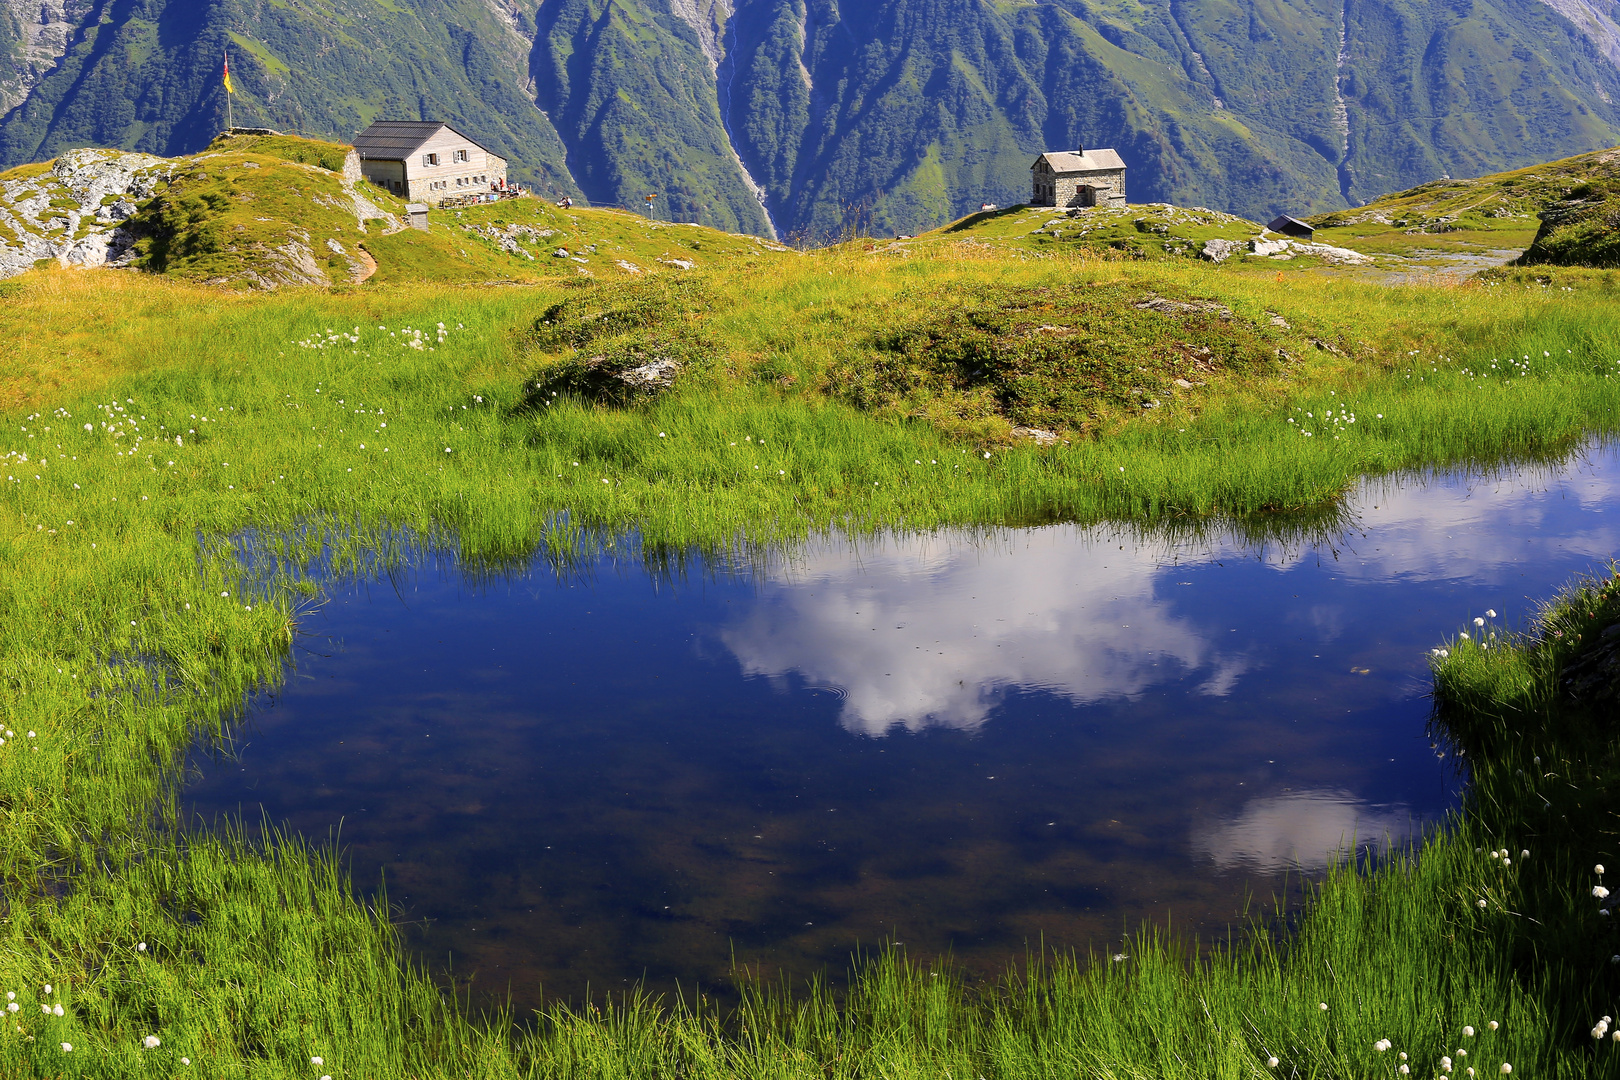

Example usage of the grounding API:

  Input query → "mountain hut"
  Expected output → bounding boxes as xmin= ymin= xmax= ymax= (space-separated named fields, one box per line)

xmin=352 ymin=121 xmax=508 ymax=202
xmin=1030 ymin=147 xmax=1126 ymax=208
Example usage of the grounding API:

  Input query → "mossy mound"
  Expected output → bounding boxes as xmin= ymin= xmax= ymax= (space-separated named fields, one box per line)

xmin=520 ymin=275 xmax=720 ymax=406
xmin=1515 ymin=179 xmax=1620 ymax=268
xmin=825 ymin=281 xmax=1313 ymax=439
xmin=930 ymin=203 xmax=1262 ymax=261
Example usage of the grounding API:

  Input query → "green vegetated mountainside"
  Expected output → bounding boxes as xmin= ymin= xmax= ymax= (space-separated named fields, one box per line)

xmin=532 ymin=0 xmax=773 ymax=235
xmin=553 ymin=0 xmax=1620 ymax=238
xmin=4 ymin=0 xmax=1620 ymax=239
xmin=0 ymin=0 xmax=580 ymax=198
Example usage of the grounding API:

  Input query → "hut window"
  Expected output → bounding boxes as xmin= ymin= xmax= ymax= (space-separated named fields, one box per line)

xmin=423 ymin=153 xmax=439 ymax=167
xmin=454 ymin=149 xmax=469 ymax=162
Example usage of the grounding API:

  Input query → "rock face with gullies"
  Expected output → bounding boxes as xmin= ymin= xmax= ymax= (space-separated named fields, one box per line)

xmin=0 ymin=148 xmax=168 ymax=278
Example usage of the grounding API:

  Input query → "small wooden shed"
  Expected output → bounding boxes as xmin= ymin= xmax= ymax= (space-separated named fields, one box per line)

xmin=1268 ymin=215 xmax=1315 ymax=239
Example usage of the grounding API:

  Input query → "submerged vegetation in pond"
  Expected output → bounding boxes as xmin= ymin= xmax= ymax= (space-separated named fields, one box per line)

xmin=4 ymin=236 xmax=1620 ymax=1073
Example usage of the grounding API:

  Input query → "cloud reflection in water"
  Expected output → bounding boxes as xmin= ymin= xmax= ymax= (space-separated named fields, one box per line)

xmin=721 ymin=529 xmax=1247 ymax=736
xmin=1192 ymin=790 xmax=1420 ymax=872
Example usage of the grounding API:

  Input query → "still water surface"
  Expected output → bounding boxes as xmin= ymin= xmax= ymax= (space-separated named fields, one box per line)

xmin=187 ymin=447 xmax=1620 ymax=1006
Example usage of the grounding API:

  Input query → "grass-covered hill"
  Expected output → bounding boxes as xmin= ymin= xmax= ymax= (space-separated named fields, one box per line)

xmin=1515 ymin=172 xmax=1620 ymax=268
xmin=0 ymin=133 xmax=790 ymax=289
xmin=1306 ymin=146 xmax=1620 ymax=258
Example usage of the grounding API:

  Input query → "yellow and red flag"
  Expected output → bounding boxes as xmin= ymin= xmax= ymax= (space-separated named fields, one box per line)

xmin=223 ymin=54 xmax=235 ymax=95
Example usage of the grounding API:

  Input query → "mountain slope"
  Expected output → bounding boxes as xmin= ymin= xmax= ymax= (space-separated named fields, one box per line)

xmin=532 ymin=0 xmax=773 ymax=233
xmin=0 ymin=0 xmax=581 ymax=198
xmin=5 ymin=0 xmax=1620 ymax=240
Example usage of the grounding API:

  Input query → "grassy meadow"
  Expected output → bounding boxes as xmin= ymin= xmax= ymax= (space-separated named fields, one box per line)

xmin=4 ymin=224 xmax=1620 ymax=1075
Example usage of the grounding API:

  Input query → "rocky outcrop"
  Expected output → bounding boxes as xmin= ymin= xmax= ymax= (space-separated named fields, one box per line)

xmin=0 ymin=149 xmax=169 ymax=279
xmin=1516 ymin=181 xmax=1620 ymax=267
xmin=528 ymin=350 xmax=685 ymax=407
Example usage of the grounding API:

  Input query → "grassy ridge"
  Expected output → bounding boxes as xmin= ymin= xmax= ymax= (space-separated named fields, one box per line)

xmin=3 ymin=249 xmax=1620 ymax=1075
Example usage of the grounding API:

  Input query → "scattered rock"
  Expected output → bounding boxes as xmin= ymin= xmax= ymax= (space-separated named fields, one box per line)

xmin=1200 ymin=238 xmax=1241 ymax=263
xmin=1291 ymin=242 xmax=1372 ymax=266
xmin=1011 ymin=425 xmax=1061 ymax=445
xmin=1250 ymin=238 xmax=1290 ymax=256
xmin=553 ymin=247 xmax=571 ymax=258
xmin=1268 ymin=313 xmax=1290 ymax=328
xmin=1135 ymin=295 xmax=1232 ymax=318
xmin=660 ymin=257 xmax=697 ymax=269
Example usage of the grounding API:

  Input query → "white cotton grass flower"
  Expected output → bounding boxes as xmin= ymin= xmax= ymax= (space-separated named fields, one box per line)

xmin=1267 ymin=1056 xmax=1279 ymax=1068
xmin=136 ymin=942 xmax=146 ymax=952
xmin=182 ymin=1056 xmax=191 ymax=1065
xmin=60 ymin=1043 xmax=71 ymax=1052
xmin=43 ymin=984 xmax=51 ymax=995
xmin=1375 ymin=1039 xmax=1393 ymax=1052
xmin=143 ymin=1035 xmax=160 ymax=1049
xmin=1318 ymin=1002 xmax=1329 ymax=1011
xmin=311 ymin=1057 xmax=323 ymax=1067
xmin=1400 ymin=1066 xmax=1410 ymax=1075
xmin=1598 ymin=864 xmax=1606 ymax=875
xmin=1595 ymin=885 xmax=1610 ymax=899
xmin=1486 ymin=609 xmax=1497 ymax=618
xmin=1500 ymin=1066 xmax=1511 ymax=1075
xmin=1477 ymin=899 xmax=1487 ymax=908
xmin=1489 ymin=1021 xmax=1499 ymax=1031
xmin=1474 ymin=617 xmax=1485 ymax=627
xmin=1463 ymin=1026 xmax=1476 ymax=1037
xmin=52 ymin=1004 xmax=63 ymax=1016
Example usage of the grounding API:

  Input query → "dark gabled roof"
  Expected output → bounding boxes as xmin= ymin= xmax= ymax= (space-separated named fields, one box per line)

xmin=1268 ymin=214 xmax=1314 ymax=234
xmin=352 ymin=121 xmax=494 ymax=160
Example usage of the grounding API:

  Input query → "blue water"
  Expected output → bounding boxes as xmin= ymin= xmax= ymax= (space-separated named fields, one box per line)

xmin=186 ymin=445 xmax=1620 ymax=1006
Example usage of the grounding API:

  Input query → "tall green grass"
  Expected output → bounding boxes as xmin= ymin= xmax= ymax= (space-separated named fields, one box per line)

xmin=1 ymin=257 xmax=1619 ymax=1075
